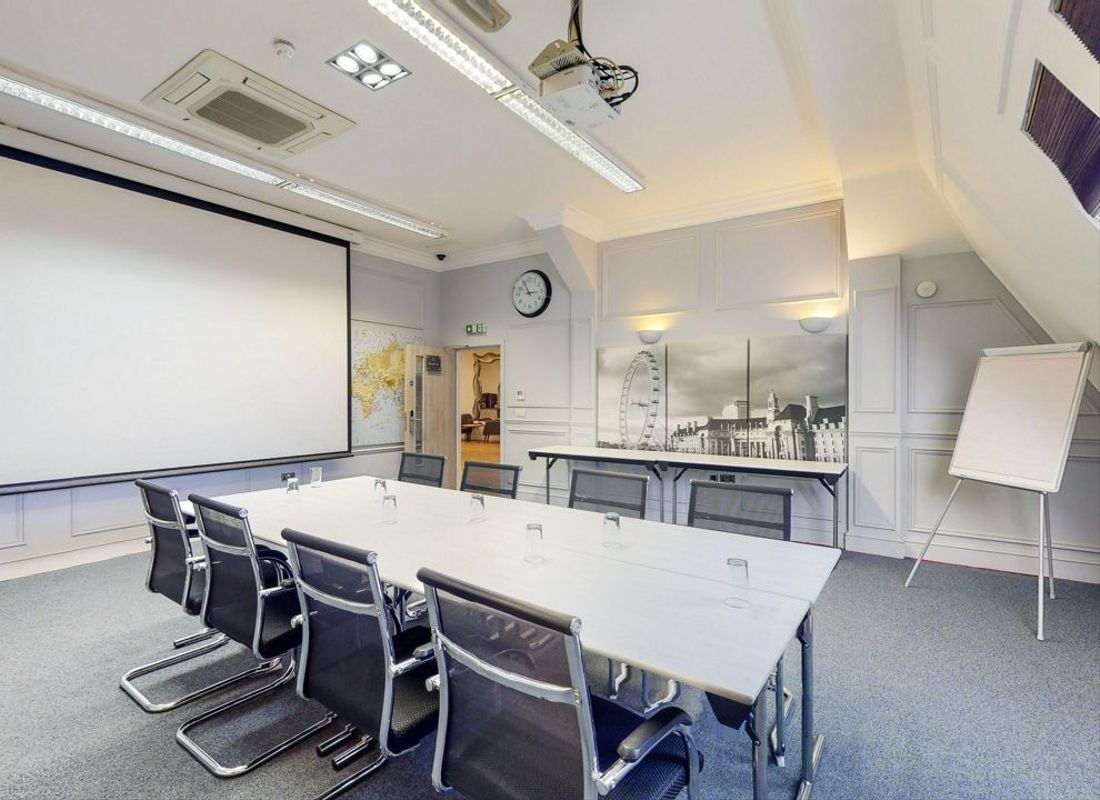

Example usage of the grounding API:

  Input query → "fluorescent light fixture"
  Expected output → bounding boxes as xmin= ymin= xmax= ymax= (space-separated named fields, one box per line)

xmin=285 ymin=182 xmax=446 ymax=238
xmin=0 ymin=75 xmax=285 ymax=186
xmin=1 ymin=73 xmax=448 ymax=238
xmin=365 ymin=0 xmax=512 ymax=94
xmin=366 ymin=0 xmax=644 ymax=193
xmin=496 ymin=89 xmax=644 ymax=192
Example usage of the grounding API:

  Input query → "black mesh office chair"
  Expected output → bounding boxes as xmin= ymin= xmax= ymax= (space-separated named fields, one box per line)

xmin=175 ymin=495 xmax=337 ymax=778
xmin=282 ymin=529 xmax=439 ymax=800
xmin=398 ymin=452 xmax=446 ymax=487
xmin=687 ymin=479 xmax=795 ymax=766
xmin=121 ymin=481 xmax=280 ymax=713
xmin=460 ymin=460 xmax=522 ymax=499
xmin=569 ymin=468 xmax=648 ymax=518
xmin=418 ymin=567 xmax=701 ymax=800
xmin=687 ymin=480 xmax=792 ymax=540
xmin=568 ymin=467 xmax=651 ymax=703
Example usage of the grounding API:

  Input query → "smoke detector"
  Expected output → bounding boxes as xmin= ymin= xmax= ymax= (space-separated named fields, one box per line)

xmin=142 ymin=50 xmax=353 ymax=158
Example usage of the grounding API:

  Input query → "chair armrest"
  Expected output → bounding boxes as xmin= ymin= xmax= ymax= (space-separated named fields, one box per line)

xmin=425 ymin=674 xmax=441 ymax=692
xmin=258 ymin=585 xmax=297 ymax=602
xmin=393 ymin=645 xmax=435 ymax=676
xmin=617 ymin=707 xmax=691 ymax=763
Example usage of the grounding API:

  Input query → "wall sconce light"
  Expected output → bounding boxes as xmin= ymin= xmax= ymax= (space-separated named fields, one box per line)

xmin=638 ymin=329 xmax=663 ymax=345
xmin=798 ymin=317 xmax=832 ymax=334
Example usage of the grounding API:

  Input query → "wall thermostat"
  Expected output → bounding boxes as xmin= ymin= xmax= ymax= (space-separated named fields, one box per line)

xmin=916 ymin=280 xmax=938 ymax=299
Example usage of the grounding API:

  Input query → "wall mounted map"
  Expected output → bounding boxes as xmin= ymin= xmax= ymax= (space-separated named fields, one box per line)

xmin=351 ymin=321 xmax=423 ymax=448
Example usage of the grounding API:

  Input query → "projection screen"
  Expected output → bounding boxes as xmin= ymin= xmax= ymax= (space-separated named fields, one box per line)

xmin=0 ymin=148 xmax=350 ymax=493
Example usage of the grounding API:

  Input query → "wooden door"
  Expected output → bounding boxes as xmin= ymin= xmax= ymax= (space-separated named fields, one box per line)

xmin=404 ymin=345 xmax=458 ymax=488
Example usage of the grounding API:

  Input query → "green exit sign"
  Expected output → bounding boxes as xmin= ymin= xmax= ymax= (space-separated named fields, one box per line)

xmin=465 ymin=322 xmax=487 ymax=335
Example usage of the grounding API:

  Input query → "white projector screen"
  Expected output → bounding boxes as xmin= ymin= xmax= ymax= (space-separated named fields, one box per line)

xmin=0 ymin=149 xmax=350 ymax=492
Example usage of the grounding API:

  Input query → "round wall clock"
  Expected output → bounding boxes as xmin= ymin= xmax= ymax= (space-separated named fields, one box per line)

xmin=512 ymin=269 xmax=552 ymax=318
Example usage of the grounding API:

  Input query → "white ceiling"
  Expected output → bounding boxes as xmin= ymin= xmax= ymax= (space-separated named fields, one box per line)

xmin=0 ymin=0 xmax=842 ymax=258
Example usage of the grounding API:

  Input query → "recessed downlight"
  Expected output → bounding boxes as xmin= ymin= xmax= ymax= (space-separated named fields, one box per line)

xmin=334 ymin=54 xmax=359 ymax=73
xmin=327 ymin=40 xmax=409 ymax=91
xmin=353 ymin=43 xmax=380 ymax=64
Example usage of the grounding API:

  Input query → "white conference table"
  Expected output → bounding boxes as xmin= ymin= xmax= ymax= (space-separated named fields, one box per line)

xmin=528 ymin=445 xmax=848 ymax=548
xmin=186 ymin=475 xmax=838 ymax=800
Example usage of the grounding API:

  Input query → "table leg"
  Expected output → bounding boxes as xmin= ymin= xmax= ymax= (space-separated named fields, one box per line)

xmin=832 ymin=482 xmax=839 ymax=549
xmin=750 ymin=687 xmax=769 ymax=800
xmin=545 ymin=458 xmax=557 ymax=505
xmin=795 ymin=608 xmax=824 ymax=800
xmin=647 ymin=465 xmax=665 ymax=522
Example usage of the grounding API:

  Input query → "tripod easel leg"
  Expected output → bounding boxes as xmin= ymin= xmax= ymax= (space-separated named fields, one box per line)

xmin=1037 ymin=493 xmax=1046 ymax=641
xmin=1044 ymin=494 xmax=1055 ymax=600
xmin=905 ymin=478 xmax=964 ymax=588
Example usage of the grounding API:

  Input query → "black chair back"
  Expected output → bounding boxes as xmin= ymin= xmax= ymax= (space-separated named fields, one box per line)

xmin=687 ymin=480 xmax=793 ymax=540
xmin=136 ymin=479 xmax=200 ymax=611
xmin=419 ymin=568 xmax=597 ymax=800
xmin=568 ymin=468 xmax=648 ymax=519
xmin=460 ymin=461 xmax=522 ymax=499
xmin=398 ymin=452 xmax=446 ymax=487
xmin=188 ymin=495 xmax=266 ymax=649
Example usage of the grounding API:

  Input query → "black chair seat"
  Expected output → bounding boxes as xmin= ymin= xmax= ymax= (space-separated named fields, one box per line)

xmin=591 ymin=696 xmax=693 ymax=800
xmin=256 ymin=588 xmax=302 ymax=659
xmin=388 ymin=659 xmax=440 ymax=753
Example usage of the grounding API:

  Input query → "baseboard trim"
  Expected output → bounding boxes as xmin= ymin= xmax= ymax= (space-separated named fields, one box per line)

xmin=0 ymin=538 xmax=148 ymax=582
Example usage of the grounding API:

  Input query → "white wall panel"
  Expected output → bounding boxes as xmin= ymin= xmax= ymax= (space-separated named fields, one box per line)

xmin=70 ymin=483 xmax=145 ymax=537
xmin=351 ymin=265 xmax=425 ymax=330
xmin=853 ymin=445 xmax=898 ymax=530
xmin=506 ymin=320 xmax=571 ymax=408
xmin=715 ymin=205 xmax=841 ymax=308
xmin=0 ymin=497 xmax=23 ymax=550
xmin=601 ymin=232 xmax=700 ymax=318
xmin=907 ymin=300 xmax=1034 ymax=414
xmin=852 ymin=288 xmax=898 ymax=413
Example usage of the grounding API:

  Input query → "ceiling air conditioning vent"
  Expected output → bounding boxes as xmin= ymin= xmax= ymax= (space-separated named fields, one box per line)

xmin=142 ymin=50 xmax=353 ymax=158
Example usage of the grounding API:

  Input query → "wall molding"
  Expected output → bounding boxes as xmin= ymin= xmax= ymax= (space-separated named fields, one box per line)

xmin=600 ymin=230 xmax=701 ymax=318
xmin=0 ymin=496 xmax=25 ymax=550
xmin=851 ymin=286 xmax=898 ymax=413
xmin=352 ymin=238 xmax=438 ymax=270
xmin=444 ymin=238 xmax=546 ymax=270
xmin=352 ymin=265 xmax=426 ymax=329
xmin=852 ymin=445 xmax=897 ymax=530
xmin=714 ymin=204 xmax=843 ymax=309
xmin=906 ymin=296 xmax=1035 ymax=414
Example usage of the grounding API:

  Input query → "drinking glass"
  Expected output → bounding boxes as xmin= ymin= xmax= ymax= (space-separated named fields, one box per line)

xmin=524 ymin=523 xmax=544 ymax=563
xmin=286 ymin=476 xmax=300 ymax=494
xmin=310 ymin=466 xmax=323 ymax=488
xmin=725 ymin=558 xmax=750 ymax=608
xmin=374 ymin=478 xmax=387 ymax=497
xmin=382 ymin=494 xmax=398 ymax=525
xmin=469 ymin=493 xmax=487 ymax=522
xmin=602 ymin=512 xmax=622 ymax=549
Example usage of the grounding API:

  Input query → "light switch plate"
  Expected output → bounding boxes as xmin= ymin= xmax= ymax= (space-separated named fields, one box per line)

xmin=515 ymin=408 xmax=526 ymax=417
xmin=515 ymin=389 xmax=526 ymax=401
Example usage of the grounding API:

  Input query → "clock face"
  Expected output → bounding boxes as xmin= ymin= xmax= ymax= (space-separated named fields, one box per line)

xmin=512 ymin=269 xmax=552 ymax=318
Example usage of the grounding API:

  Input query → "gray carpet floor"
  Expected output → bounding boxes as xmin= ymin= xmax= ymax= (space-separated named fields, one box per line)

xmin=0 ymin=551 xmax=1097 ymax=800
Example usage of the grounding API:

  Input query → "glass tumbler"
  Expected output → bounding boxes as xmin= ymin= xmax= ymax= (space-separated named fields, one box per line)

xmin=382 ymin=494 xmax=398 ymax=525
xmin=602 ymin=512 xmax=622 ymax=549
xmin=310 ymin=466 xmax=323 ymax=488
xmin=725 ymin=558 xmax=750 ymax=608
xmin=524 ymin=523 xmax=544 ymax=563
xmin=470 ymin=493 xmax=487 ymax=522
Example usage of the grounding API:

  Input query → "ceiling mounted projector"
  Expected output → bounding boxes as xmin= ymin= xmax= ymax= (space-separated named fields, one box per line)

xmin=451 ymin=0 xmax=511 ymax=32
xmin=528 ymin=0 xmax=639 ymax=131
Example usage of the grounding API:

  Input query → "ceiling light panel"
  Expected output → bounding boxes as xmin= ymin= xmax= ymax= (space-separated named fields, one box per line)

xmin=496 ymin=89 xmax=643 ymax=192
xmin=0 ymin=73 xmax=448 ymax=238
xmin=285 ymin=182 xmax=446 ymax=238
xmin=0 ymin=75 xmax=284 ymax=185
xmin=365 ymin=0 xmax=512 ymax=94
xmin=365 ymin=0 xmax=644 ymax=193
xmin=328 ymin=40 xmax=409 ymax=91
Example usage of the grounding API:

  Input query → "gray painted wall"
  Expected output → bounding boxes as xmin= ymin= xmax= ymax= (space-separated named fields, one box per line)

xmin=848 ymin=251 xmax=1099 ymax=581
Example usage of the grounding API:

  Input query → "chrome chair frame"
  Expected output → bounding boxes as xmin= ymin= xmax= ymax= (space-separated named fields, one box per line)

xmin=175 ymin=497 xmax=336 ymax=778
xmin=121 ymin=481 xmax=277 ymax=713
xmin=687 ymin=479 xmax=795 ymax=766
xmin=459 ymin=460 xmax=522 ymax=499
xmin=285 ymin=531 xmax=437 ymax=800
xmin=420 ymin=568 xmax=700 ymax=800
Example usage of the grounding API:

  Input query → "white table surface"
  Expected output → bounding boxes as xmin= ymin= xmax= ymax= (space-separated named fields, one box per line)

xmin=185 ymin=476 xmax=839 ymax=705
xmin=528 ymin=444 xmax=848 ymax=479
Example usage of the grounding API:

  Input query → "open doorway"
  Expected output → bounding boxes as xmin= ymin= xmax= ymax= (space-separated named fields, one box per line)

xmin=457 ymin=346 xmax=501 ymax=474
